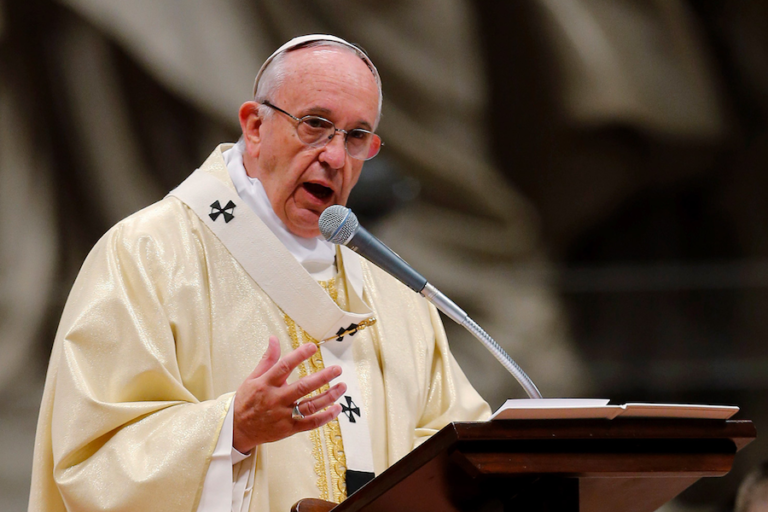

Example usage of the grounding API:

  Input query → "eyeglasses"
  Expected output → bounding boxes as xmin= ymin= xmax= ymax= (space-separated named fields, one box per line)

xmin=261 ymin=101 xmax=383 ymax=161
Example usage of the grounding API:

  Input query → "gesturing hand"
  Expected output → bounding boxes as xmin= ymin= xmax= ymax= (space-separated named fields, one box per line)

xmin=233 ymin=336 xmax=345 ymax=454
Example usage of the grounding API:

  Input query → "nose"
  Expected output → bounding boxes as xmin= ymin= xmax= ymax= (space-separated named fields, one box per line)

xmin=318 ymin=131 xmax=347 ymax=169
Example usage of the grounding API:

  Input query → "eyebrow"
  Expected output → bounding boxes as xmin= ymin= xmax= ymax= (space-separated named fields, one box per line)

xmin=302 ymin=107 xmax=373 ymax=131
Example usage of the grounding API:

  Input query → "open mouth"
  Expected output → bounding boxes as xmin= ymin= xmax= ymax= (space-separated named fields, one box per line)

xmin=303 ymin=182 xmax=333 ymax=200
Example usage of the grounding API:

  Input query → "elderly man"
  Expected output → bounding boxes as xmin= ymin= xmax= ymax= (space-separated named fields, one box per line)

xmin=29 ymin=35 xmax=489 ymax=512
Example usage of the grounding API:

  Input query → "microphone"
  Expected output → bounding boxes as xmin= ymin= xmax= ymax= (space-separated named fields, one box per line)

xmin=318 ymin=205 xmax=542 ymax=399
xmin=319 ymin=205 xmax=428 ymax=293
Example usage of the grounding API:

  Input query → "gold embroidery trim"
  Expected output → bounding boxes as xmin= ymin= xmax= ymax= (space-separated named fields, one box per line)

xmin=285 ymin=316 xmax=330 ymax=502
xmin=319 ymin=274 xmax=349 ymax=501
xmin=325 ymin=415 xmax=347 ymax=499
xmin=319 ymin=278 xmax=339 ymax=305
xmin=283 ymin=274 xmax=350 ymax=503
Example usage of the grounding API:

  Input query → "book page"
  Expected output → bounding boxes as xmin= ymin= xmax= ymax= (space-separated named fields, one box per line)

xmin=491 ymin=399 xmax=739 ymax=421
xmin=491 ymin=398 xmax=622 ymax=420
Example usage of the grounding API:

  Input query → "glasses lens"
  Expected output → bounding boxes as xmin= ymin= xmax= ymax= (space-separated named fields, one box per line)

xmin=346 ymin=131 xmax=382 ymax=160
xmin=345 ymin=130 xmax=372 ymax=158
xmin=297 ymin=117 xmax=335 ymax=146
xmin=295 ymin=115 xmax=382 ymax=160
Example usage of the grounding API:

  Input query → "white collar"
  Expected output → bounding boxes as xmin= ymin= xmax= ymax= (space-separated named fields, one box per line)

xmin=223 ymin=143 xmax=337 ymax=280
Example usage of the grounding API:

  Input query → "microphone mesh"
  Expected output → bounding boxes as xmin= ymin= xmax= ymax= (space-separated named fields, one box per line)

xmin=319 ymin=205 xmax=359 ymax=244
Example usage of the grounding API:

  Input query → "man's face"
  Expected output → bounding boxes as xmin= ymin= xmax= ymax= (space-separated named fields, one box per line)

xmin=240 ymin=47 xmax=380 ymax=238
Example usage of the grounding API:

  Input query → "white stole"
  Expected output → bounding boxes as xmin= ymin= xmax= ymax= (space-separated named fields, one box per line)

xmin=168 ymin=168 xmax=376 ymax=489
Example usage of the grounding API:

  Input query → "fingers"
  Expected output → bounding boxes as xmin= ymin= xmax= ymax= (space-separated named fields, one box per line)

xmin=263 ymin=342 xmax=318 ymax=385
xmin=294 ymin=403 xmax=343 ymax=432
xmin=246 ymin=336 xmax=281 ymax=380
xmin=233 ymin=336 xmax=349 ymax=453
xmin=286 ymin=364 xmax=342 ymax=403
xmin=297 ymin=382 xmax=347 ymax=417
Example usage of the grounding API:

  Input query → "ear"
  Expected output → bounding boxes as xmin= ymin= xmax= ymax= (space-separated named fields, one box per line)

xmin=238 ymin=101 xmax=263 ymax=158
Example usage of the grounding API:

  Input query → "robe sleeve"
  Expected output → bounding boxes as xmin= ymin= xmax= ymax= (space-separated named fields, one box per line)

xmin=413 ymin=304 xmax=492 ymax=448
xmin=47 ymin=213 xmax=232 ymax=512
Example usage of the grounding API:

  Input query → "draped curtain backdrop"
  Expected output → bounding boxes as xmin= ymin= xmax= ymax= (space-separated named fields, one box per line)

xmin=0 ymin=0 xmax=589 ymax=407
xmin=3 ymin=1 xmax=768 ymax=510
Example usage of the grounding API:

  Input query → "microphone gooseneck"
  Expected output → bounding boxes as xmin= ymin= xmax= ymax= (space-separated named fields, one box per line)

xmin=319 ymin=205 xmax=542 ymax=399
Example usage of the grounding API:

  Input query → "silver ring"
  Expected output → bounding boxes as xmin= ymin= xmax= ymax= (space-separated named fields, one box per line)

xmin=291 ymin=401 xmax=304 ymax=420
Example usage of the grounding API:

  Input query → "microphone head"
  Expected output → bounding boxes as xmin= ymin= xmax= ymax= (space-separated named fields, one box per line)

xmin=319 ymin=205 xmax=359 ymax=244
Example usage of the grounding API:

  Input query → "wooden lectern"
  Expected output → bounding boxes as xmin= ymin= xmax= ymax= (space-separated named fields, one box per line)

xmin=292 ymin=418 xmax=756 ymax=512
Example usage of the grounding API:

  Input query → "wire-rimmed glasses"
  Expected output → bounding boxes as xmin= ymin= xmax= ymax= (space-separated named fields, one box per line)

xmin=261 ymin=101 xmax=383 ymax=161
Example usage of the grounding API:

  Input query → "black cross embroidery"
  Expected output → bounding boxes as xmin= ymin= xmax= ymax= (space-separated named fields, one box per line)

xmin=209 ymin=200 xmax=236 ymax=223
xmin=341 ymin=396 xmax=361 ymax=423
xmin=335 ymin=323 xmax=359 ymax=342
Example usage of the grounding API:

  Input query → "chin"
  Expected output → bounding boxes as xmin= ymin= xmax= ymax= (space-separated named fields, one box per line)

xmin=295 ymin=228 xmax=322 ymax=239
xmin=286 ymin=221 xmax=321 ymax=239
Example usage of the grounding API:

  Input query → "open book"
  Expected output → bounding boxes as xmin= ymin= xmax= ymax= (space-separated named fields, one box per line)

xmin=490 ymin=399 xmax=739 ymax=421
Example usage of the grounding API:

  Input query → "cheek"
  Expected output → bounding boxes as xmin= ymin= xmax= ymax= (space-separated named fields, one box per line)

xmin=259 ymin=154 xmax=281 ymax=190
xmin=343 ymin=167 xmax=364 ymax=195
xmin=258 ymin=155 xmax=293 ymax=211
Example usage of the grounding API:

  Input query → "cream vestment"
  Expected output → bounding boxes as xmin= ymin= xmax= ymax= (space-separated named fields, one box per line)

xmin=29 ymin=146 xmax=490 ymax=512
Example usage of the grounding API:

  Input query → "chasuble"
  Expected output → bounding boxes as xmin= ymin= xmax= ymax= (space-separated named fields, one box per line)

xmin=29 ymin=147 xmax=490 ymax=512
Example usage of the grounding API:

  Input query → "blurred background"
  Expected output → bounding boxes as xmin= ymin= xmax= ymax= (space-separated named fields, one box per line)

xmin=2 ymin=0 xmax=767 ymax=510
